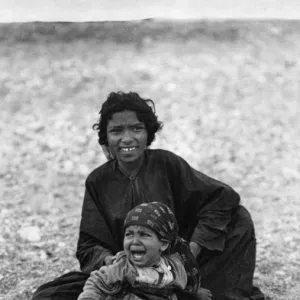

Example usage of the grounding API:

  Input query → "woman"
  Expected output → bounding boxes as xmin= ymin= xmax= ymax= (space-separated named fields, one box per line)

xmin=32 ymin=91 xmax=265 ymax=300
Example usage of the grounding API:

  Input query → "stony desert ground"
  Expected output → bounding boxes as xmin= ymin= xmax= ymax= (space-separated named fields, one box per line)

xmin=0 ymin=20 xmax=300 ymax=299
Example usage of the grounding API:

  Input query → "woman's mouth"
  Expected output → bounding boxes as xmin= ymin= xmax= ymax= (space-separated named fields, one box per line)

xmin=121 ymin=147 xmax=137 ymax=152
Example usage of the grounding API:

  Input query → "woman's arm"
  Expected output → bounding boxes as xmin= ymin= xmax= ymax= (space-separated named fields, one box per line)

xmin=189 ymin=185 xmax=240 ymax=253
xmin=76 ymin=232 xmax=113 ymax=273
xmin=76 ymin=176 xmax=117 ymax=273
xmin=167 ymin=152 xmax=240 ymax=254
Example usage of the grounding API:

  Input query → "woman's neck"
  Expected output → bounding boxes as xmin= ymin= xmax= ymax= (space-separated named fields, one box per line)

xmin=118 ymin=156 xmax=144 ymax=178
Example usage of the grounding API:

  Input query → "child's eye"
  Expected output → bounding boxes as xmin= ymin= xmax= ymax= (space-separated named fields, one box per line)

xmin=141 ymin=232 xmax=150 ymax=237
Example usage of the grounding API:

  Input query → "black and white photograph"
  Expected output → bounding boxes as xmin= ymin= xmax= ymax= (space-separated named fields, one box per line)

xmin=1 ymin=1 xmax=300 ymax=299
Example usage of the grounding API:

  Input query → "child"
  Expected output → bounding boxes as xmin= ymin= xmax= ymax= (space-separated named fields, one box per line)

xmin=78 ymin=202 xmax=212 ymax=300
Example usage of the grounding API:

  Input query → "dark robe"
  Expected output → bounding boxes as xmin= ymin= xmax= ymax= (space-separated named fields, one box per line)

xmin=32 ymin=149 xmax=265 ymax=300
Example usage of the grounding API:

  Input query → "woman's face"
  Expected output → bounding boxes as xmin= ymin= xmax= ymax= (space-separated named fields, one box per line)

xmin=107 ymin=110 xmax=148 ymax=168
xmin=123 ymin=225 xmax=168 ymax=267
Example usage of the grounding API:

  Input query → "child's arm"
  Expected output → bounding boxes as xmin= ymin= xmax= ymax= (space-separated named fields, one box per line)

xmin=78 ymin=269 xmax=108 ymax=300
xmin=78 ymin=253 xmax=127 ymax=300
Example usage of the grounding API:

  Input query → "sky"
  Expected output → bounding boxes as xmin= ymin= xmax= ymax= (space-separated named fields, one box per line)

xmin=0 ymin=0 xmax=299 ymax=22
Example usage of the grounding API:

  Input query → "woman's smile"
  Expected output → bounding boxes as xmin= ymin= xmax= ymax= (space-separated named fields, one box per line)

xmin=120 ymin=147 xmax=137 ymax=152
xmin=119 ymin=146 xmax=138 ymax=154
xmin=107 ymin=110 xmax=148 ymax=173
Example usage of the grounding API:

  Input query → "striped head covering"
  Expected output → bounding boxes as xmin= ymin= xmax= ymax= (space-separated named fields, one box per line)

xmin=124 ymin=202 xmax=200 ymax=293
xmin=124 ymin=202 xmax=178 ymax=246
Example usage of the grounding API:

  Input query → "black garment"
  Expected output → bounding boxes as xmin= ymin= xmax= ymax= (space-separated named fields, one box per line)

xmin=32 ymin=149 xmax=265 ymax=300
xmin=32 ymin=272 xmax=89 ymax=300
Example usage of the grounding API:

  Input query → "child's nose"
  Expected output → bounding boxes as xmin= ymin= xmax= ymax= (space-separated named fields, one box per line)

xmin=131 ymin=236 xmax=141 ymax=244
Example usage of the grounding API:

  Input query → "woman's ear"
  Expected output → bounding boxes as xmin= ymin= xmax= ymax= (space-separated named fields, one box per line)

xmin=160 ymin=240 xmax=170 ymax=252
xmin=101 ymin=145 xmax=114 ymax=160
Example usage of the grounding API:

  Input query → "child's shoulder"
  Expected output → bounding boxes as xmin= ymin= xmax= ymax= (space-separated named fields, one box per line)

xmin=114 ymin=251 xmax=127 ymax=263
xmin=162 ymin=254 xmax=188 ymax=290
xmin=94 ymin=251 xmax=128 ymax=284
xmin=164 ymin=253 xmax=184 ymax=266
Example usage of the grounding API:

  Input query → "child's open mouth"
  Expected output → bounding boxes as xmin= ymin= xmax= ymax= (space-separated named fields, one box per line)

xmin=131 ymin=251 xmax=146 ymax=260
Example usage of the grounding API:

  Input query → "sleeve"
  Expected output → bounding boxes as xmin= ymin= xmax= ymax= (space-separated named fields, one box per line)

xmin=168 ymin=153 xmax=240 ymax=252
xmin=190 ymin=185 xmax=240 ymax=251
xmin=167 ymin=254 xmax=188 ymax=290
xmin=77 ymin=269 xmax=107 ymax=300
xmin=76 ymin=176 xmax=118 ymax=273
xmin=77 ymin=267 xmax=122 ymax=300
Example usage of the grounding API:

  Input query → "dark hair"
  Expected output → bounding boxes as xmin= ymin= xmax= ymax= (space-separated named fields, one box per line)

xmin=93 ymin=91 xmax=163 ymax=146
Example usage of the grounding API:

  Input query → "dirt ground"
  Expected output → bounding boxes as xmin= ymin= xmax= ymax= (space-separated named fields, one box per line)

xmin=0 ymin=20 xmax=300 ymax=300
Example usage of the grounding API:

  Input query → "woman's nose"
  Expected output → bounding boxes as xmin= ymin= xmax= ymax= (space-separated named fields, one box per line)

xmin=121 ymin=130 xmax=133 ymax=143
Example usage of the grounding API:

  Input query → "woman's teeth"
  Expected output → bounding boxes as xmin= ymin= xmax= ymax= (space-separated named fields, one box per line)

xmin=122 ymin=147 xmax=136 ymax=152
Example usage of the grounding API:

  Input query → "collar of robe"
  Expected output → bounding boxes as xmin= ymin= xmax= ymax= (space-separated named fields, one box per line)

xmin=116 ymin=155 xmax=145 ymax=180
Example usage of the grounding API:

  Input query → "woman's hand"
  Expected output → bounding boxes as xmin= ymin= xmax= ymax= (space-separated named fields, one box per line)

xmin=104 ymin=255 xmax=114 ymax=266
xmin=189 ymin=242 xmax=202 ymax=258
xmin=195 ymin=287 xmax=212 ymax=300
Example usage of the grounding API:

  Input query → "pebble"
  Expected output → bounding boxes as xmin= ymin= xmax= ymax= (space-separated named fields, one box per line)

xmin=18 ymin=226 xmax=41 ymax=242
xmin=58 ymin=242 xmax=66 ymax=248
xmin=63 ymin=160 xmax=74 ymax=173
xmin=275 ymin=270 xmax=286 ymax=276
xmin=39 ymin=250 xmax=48 ymax=260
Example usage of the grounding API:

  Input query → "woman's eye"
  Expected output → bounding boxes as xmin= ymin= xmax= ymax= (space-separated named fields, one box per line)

xmin=133 ymin=126 xmax=144 ymax=132
xmin=110 ymin=128 xmax=122 ymax=133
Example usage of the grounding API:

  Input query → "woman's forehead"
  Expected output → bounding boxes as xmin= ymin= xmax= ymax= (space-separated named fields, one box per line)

xmin=108 ymin=110 xmax=142 ymax=126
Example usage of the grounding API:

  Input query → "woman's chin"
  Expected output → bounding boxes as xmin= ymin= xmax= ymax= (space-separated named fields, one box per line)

xmin=117 ymin=153 xmax=143 ymax=166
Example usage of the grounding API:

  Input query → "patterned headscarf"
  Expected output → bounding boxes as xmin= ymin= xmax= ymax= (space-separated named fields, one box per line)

xmin=124 ymin=202 xmax=200 ymax=293
xmin=124 ymin=202 xmax=178 ymax=245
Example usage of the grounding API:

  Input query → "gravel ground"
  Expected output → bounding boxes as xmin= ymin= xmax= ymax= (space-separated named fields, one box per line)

xmin=0 ymin=20 xmax=300 ymax=300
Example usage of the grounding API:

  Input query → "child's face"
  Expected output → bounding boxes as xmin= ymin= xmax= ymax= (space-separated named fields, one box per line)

xmin=123 ymin=225 xmax=169 ymax=267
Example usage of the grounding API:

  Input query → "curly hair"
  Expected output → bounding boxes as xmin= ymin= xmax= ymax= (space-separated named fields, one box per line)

xmin=93 ymin=91 xmax=163 ymax=146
